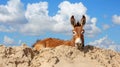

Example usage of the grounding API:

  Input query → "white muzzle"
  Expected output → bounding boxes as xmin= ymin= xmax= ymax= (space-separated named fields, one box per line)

xmin=75 ymin=38 xmax=82 ymax=47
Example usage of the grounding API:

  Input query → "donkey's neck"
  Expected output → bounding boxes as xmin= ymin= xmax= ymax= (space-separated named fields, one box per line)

xmin=71 ymin=37 xmax=75 ymax=46
xmin=63 ymin=37 xmax=75 ymax=46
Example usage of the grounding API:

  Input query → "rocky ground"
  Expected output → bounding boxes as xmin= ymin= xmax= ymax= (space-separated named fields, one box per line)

xmin=0 ymin=44 xmax=120 ymax=67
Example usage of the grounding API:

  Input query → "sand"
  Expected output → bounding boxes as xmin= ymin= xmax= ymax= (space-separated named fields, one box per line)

xmin=0 ymin=45 xmax=120 ymax=67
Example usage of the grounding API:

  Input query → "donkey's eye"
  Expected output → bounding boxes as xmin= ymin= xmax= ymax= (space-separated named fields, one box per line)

xmin=73 ymin=31 xmax=76 ymax=35
xmin=81 ymin=30 xmax=84 ymax=34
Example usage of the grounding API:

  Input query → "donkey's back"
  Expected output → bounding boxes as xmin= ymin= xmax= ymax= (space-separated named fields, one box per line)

xmin=32 ymin=38 xmax=74 ymax=51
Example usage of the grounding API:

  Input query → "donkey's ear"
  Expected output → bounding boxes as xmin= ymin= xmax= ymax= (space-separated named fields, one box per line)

xmin=70 ymin=15 xmax=76 ymax=27
xmin=80 ymin=15 xmax=86 ymax=26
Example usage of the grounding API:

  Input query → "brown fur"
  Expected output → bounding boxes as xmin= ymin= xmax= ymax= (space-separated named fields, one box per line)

xmin=33 ymin=38 xmax=75 ymax=51
xmin=33 ymin=15 xmax=86 ymax=51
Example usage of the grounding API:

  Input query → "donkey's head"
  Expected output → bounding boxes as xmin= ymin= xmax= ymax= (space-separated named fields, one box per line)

xmin=70 ymin=15 xmax=86 ymax=49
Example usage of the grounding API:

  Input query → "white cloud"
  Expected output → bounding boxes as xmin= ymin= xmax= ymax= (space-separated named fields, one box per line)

xmin=112 ymin=14 xmax=120 ymax=25
xmin=3 ymin=36 xmax=15 ymax=45
xmin=0 ymin=1 xmax=101 ymax=37
xmin=18 ymin=40 xmax=22 ymax=45
xmin=20 ymin=2 xmax=55 ymax=35
xmin=102 ymin=24 xmax=110 ymax=30
xmin=52 ymin=1 xmax=87 ymax=33
xmin=20 ymin=1 xmax=101 ymax=37
xmin=88 ymin=36 xmax=120 ymax=52
xmin=3 ymin=36 xmax=23 ymax=46
xmin=0 ymin=25 xmax=16 ymax=32
xmin=0 ymin=0 xmax=27 ymax=24
xmin=91 ymin=18 xmax=97 ymax=23
xmin=20 ymin=1 xmax=88 ymax=35
xmin=84 ymin=17 xmax=101 ymax=37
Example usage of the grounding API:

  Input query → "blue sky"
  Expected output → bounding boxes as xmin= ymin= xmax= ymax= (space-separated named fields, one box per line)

xmin=0 ymin=0 xmax=120 ymax=51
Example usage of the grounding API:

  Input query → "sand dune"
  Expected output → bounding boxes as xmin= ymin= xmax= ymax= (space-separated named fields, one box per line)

xmin=0 ymin=44 xmax=120 ymax=67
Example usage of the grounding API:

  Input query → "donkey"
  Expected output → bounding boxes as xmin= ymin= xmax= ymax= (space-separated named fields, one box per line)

xmin=32 ymin=15 xmax=86 ymax=51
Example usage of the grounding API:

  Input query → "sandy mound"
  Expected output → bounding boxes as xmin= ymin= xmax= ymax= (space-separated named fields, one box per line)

xmin=0 ymin=45 xmax=35 ymax=67
xmin=0 ymin=45 xmax=120 ymax=67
